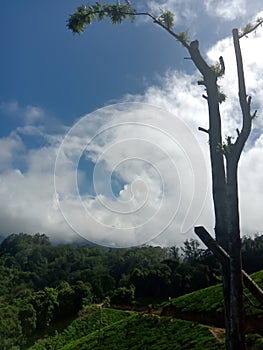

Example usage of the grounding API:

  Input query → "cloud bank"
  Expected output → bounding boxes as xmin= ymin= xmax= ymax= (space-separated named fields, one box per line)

xmin=0 ymin=11 xmax=263 ymax=246
xmin=146 ymin=0 xmax=263 ymax=22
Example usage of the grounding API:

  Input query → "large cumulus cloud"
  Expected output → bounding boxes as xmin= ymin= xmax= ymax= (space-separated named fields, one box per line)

xmin=0 ymin=9 xmax=262 ymax=246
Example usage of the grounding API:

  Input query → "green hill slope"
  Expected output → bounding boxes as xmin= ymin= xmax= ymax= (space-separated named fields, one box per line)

xmin=161 ymin=270 xmax=263 ymax=333
xmin=29 ymin=270 xmax=263 ymax=350
xmin=163 ymin=270 xmax=263 ymax=313
xmin=59 ymin=314 xmax=225 ymax=350
xmin=29 ymin=308 xmax=131 ymax=350
xmin=29 ymin=307 xmax=225 ymax=350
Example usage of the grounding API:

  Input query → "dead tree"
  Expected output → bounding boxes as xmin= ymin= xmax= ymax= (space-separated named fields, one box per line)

xmin=67 ymin=4 xmax=263 ymax=348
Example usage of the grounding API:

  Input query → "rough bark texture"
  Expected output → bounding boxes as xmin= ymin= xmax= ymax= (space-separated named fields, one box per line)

xmin=225 ymin=28 xmax=253 ymax=349
xmin=226 ymin=159 xmax=245 ymax=349
xmin=187 ymin=41 xmax=232 ymax=348
xmin=187 ymin=29 xmax=254 ymax=349
xmin=152 ymin=20 xmax=256 ymax=349
xmin=146 ymin=22 xmax=253 ymax=350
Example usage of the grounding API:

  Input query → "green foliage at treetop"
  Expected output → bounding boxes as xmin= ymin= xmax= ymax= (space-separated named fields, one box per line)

xmin=67 ymin=2 xmax=176 ymax=38
xmin=67 ymin=2 xmax=136 ymax=33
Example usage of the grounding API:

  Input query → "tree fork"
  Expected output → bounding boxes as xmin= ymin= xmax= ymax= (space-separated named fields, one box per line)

xmin=189 ymin=39 xmax=231 ymax=347
xmin=67 ymin=6 xmax=261 ymax=349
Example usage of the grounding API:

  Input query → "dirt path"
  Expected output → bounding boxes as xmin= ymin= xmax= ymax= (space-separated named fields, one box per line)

xmin=207 ymin=326 xmax=225 ymax=342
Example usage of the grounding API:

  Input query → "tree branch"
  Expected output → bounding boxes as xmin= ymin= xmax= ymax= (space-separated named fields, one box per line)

xmin=198 ymin=126 xmax=209 ymax=134
xmin=231 ymin=29 xmax=252 ymax=161
xmin=195 ymin=226 xmax=263 ymax=306
xmin=239 ymin=18 xmax=263 ymax=38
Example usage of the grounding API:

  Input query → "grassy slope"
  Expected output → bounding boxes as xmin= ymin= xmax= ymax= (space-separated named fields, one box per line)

xmin=29 ymin=270 xmax=263 ymax=350
xmin=30 ymin=309 xmax=224 ymax=350
xmin=60 ymin=314 xmax=225 ymax=350
xmin=29 ymin=308 xmax=132 ymax=350
xmin=162 ymin=270 xmax=263 ymax=316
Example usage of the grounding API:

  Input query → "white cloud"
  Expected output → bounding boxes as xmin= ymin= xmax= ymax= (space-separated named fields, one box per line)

xmin=145 ymin=0 xmax=198 ymax=24
xmin=0 ymin=100 xmax=45 ymax=125
xmin=206 ymin=17 xmax=263 ymax=137
xmin=146 ymin=0 xmax=262 ymax=22
xmin=202 ymin=19 xmax=263 ymax=236
xmin=204 ymin=0 xmax=247 ymax=20
xmin=0 ymin=99 xmax=209 ymax=247
xmin=54 ymin=103 xmax=208 ymax=247
xmin=1 ymin=13 xmax=263 ymax=246
xmin=0 ymin=134 xmax=24 ymax=171
xmin=239 ymin=135 xmax=263 ymax=235
xmin=24 ymin=105 xmax=45 ymax=124
xmin=0 ymin=128 xmax=73 ymax=240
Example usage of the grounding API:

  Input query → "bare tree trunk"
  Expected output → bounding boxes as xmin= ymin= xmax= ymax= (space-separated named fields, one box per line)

xmin=146 ymin=16 xmax=255 ymax=350
xmin=188 ymin=26 xmax=255 ymax=348
xmin=226 ymin=158 xmax=245 ymax=349
xmin=224 ymin=28 xmax=253 ymax=349
xmin=194 ymin=28 xmax=253 ymax=349
xmin=187 ymin=29 xmax=255 ymax=348
xmin=187 ymin=43 xmax=232 ymax=348
xmin=206 ymin=72 xmax=232 ymax=350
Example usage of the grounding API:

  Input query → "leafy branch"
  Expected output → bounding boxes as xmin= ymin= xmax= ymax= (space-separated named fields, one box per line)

xmin=239 ymin=16 xmax=263 ymax=38
xmin=156 ymin=9 xmax=175 ymax=30
xmin=67 ymin=2 xmax=190 ymax=47
xmin=67 ymin=2 xmax=136 ymax=33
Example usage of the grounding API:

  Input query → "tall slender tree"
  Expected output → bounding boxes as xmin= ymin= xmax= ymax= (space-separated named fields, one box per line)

xmin=67 ymin=3 xmax=263 ymax=348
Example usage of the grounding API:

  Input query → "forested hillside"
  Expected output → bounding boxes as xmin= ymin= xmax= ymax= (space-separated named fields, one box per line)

xmin=0 ymin=232 xmax=263 ymax=349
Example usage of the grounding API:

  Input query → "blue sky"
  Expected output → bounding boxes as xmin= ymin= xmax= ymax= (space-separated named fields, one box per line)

xmin=1 ymin=0 xmax=263 ymax=247
xmin=1 ymin=0 xmax=249 ymax=125
xmin=1 ymin=0 xmax=186 ymax=126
